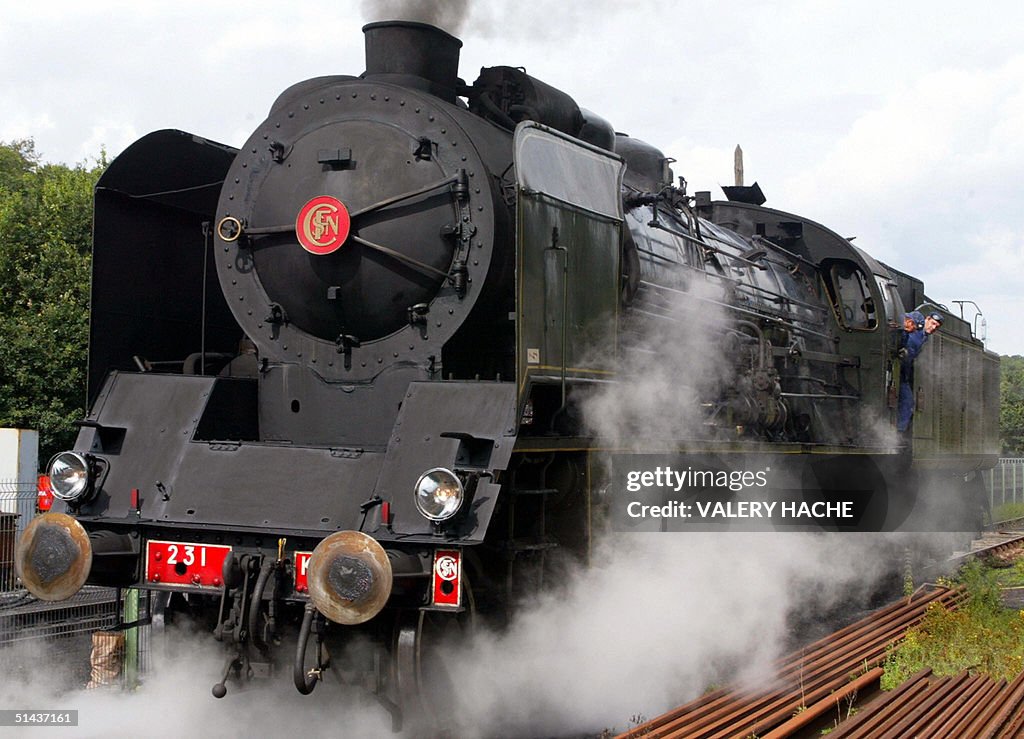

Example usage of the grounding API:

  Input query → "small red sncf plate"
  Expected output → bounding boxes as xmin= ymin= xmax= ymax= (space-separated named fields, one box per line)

xmin=145 ymin=540 xmax=231 ymax=588
xmin=295 ymin=195 xmax=351 ymax=255
xmin=294 ymin=551 xmax=312 ymax=594
xmin=431 ymin=549 xmax=462 ymax=608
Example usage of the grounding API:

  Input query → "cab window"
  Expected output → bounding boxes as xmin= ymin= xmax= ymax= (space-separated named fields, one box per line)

xmin=873 ymin=274 xmax=899 ymax=321
xmin=826 ymin=261 xmax=877 ymax=330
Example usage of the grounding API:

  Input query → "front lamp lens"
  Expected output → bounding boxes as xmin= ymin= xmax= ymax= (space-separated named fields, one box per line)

xmin=414 ymin=468 xmax=464 ymax=522
xmin=48 ymin=452 xmax=91 ymax=502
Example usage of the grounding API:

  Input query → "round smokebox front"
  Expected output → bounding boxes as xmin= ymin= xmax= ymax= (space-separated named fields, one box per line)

xmin=215 ymin=82 xmax=495 ymax=378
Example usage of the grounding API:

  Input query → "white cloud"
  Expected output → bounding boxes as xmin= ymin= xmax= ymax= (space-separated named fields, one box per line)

xmin=0 ymin=109 xmax=56 ymax=143
xmin=919 ymin=227 xmax=1024 ymax=354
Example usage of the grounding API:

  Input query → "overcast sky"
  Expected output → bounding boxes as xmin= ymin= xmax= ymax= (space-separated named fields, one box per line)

xmin=3 ymin=0 xmax=1022 ymax=354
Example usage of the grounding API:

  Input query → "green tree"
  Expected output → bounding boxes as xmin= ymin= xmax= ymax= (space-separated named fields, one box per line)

xmin=1000 ymin=355 xmax=1024 ymax=456
xmin=0 ymin=139 xmax=106 ymax=462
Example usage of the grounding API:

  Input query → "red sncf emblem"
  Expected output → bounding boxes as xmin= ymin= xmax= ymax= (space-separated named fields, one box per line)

xmin=295 ymin=195 xmax=351 ymax=255
xmin=432 ymin=549 xmax=462 ymax=608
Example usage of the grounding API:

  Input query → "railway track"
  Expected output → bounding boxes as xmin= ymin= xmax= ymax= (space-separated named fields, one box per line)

xmin=944 ymin=529 xmax=1024 ymax=571
xmin=987 ymin=515 xmax=1024 ymax=532
xmin=918 ymin=527 xmax=1024 ymax=583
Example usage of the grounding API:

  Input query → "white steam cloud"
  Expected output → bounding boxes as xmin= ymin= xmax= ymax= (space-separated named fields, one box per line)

xmin=0 ymin=530 xmax=911 ymax=739
xmin=0 ymin=626 xmax=397 ymax=738
xmin=445 ymin=533 xmax=898 ymax=736
xmin=583 ymin=276 xmax=730 ymax=447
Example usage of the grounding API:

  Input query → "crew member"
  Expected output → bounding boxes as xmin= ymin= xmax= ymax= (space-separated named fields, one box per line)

xmin=923 ymin=312 xmax=943 ymax=336
xmin=897 ymin=311 xmax=942 ymax=433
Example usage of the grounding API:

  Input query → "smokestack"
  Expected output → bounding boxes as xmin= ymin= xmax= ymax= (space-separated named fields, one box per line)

xmin=362 ymin=21 xmax=463 ymax=102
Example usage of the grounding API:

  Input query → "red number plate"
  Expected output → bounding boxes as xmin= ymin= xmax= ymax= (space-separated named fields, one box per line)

xmin=294 ymin=551 xmax=312 ymax=593
xmin=145 ymin=540 xmax=231 ymax=588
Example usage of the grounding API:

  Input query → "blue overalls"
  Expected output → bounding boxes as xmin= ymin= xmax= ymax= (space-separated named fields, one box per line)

xmin=897 ymin=312 xmax=928 ymax=433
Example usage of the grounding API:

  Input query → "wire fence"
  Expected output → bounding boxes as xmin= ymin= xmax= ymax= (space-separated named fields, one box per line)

xmin=0 ymin=481 xmax=151 ymax=690
xmin=0 ymin=480 xmax=36 ymax=591
xmin=985 ymin=458 xmax=1024 ymax=512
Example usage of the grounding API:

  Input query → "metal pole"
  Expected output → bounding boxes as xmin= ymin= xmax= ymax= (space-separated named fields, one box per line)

xmin=1003 ymin=462 xmax=1007 ymax=506
xmin=124 ymin=589 xmax=139 ymax=690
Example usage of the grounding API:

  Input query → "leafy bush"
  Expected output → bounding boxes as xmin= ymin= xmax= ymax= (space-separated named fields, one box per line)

xmin=0 ymin=139 xmax=106 ymax=460
xmin=881 ymin=562 xmax=1024 ymax=689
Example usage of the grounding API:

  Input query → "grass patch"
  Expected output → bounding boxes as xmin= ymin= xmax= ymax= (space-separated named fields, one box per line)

xmin=881 ymin=562 xmax=1024 ymax=689
xmin=991 ymin=501 xmax=1024 ymax=523
xmin=990 ymin=558 xmax=1024 ymax=589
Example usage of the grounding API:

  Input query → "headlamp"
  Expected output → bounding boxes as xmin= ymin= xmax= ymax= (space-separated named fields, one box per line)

xmin=47 ymin=451 xmax=93 ymax=503
xmin=413 ymin=468 xmax=464 ymax=522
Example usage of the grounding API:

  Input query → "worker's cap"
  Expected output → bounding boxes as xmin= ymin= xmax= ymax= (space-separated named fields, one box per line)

xmin=904 ymin=311 xmax=924 ymax=328
xmin=928 ymin=312 xmax=944 ymax=324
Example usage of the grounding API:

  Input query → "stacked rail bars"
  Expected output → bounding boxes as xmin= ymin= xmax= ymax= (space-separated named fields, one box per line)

xmin=827 ymin=668 xmax=1024 ymax=738
xmin=620 ymin=586 xmax=965 ymax=738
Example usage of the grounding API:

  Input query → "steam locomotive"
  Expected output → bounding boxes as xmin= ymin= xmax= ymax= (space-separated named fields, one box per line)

xmin=16 ymin=20 xmax=998 ymax=727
